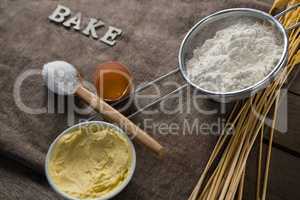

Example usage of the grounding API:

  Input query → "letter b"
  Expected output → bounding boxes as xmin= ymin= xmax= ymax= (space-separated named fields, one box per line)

xmin=48 ymin=5 xmax=71 ymax=23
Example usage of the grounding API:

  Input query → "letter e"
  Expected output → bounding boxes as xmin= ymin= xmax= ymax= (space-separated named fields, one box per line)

xmin=100 ymin=26 xmax=122 ymax=46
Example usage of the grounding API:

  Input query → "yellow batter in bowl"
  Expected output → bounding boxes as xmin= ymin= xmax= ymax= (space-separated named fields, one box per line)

xmin=45 ymin=121 xmax=136 ymax=200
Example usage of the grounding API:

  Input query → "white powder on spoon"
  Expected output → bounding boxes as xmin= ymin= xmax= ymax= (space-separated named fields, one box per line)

xmin=186 ymin=21 xmax=284 ymax=93
xmin=42 ymin=61 xmax=80 ymax=95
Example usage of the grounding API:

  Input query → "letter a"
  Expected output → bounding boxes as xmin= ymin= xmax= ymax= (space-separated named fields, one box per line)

xmin=63 ymin=13 xmax=82 ymax=30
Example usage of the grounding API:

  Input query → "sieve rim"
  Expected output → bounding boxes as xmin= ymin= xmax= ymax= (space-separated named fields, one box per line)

xmin=178 ymin=8 xmax=289 ymax=99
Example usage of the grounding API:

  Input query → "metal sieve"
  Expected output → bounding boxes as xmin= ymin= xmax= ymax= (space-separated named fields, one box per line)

xmin=179 ymin=4 xmax=300 ymax=102
xmin=88 ymin=4 xmax=300 ymax=121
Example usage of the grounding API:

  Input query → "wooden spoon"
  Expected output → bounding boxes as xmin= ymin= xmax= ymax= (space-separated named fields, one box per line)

xmin=43 ymin=61 xmax=164 ymax=156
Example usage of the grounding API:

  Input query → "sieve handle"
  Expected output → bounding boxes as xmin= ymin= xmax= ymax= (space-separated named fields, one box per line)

xmin=112 ymin=69 xmax=180 ymax=107
xmin=274 ymin=3 xmax=300 ymax=31
xmin=127 ymin=84 xmax=189 ymax=119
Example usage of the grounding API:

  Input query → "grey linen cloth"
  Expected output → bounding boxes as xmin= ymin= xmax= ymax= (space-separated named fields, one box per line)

xmin=0 ymin=0 xmax=270 ymax=199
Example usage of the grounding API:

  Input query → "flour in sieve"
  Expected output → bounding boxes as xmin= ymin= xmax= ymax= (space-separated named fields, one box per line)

xmin=186 ymin=21 xmax=284 ymax=92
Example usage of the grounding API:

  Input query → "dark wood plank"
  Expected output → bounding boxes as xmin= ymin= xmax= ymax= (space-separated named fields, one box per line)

xmin=271 ymin=65 xmax=300 ymax=154
xmin=245 ymin=144 xmax=300 ymax=200
xmin=268 ymin=93 xmax=300 ymax=155
xmin=288 ymin=65 xmax=300 ymax=95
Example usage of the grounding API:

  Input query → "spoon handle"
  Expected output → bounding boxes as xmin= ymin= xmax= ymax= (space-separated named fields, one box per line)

xmin=75 ymin=84 xmax=165 ymax=156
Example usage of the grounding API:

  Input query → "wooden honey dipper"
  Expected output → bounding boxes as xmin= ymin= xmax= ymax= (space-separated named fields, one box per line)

xmin=42 ymin=61 xmax=164 ymax=156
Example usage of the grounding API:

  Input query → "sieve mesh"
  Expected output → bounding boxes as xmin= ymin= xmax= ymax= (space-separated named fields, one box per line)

xmin=179 ymin=8 xmax=288 ymax=101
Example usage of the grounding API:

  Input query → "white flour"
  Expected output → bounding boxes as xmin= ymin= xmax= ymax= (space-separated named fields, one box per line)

xmin=42 ymin=61 xmax=80 ymax=95
xmin=186 ymin=21 xmax=283 ymax=92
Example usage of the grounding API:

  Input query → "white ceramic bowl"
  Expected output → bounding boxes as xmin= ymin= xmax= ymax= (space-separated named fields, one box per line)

xmin=45 ymin=121 xmax=136 ymax=200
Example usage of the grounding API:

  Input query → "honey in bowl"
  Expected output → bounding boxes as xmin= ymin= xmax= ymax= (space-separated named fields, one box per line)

xmin=94 ymin=62 xmax=133 ymax=102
